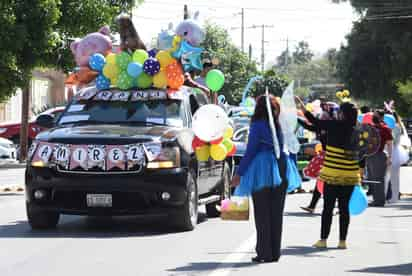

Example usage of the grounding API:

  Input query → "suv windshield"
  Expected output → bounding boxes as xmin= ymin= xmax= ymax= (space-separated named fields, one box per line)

xmin=58 ymin=99 xmax=184 ymax=127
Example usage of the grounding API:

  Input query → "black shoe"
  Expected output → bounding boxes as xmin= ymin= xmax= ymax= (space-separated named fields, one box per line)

xmin=251 ymin=256 xmax=276 ymax=263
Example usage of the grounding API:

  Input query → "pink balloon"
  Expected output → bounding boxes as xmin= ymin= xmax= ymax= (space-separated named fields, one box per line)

xmin=70 ymin=26 xmax=112 ymax=67
xmin=362 ymin=112 xmax=374 ymax=125
xmin=221 ymin=199 xmax=230 ymax=211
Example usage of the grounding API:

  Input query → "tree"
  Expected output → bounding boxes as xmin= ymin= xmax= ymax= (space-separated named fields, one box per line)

xmin=292 ymin=41 xmax=314 ymax=64
xmin=201 ymin=23 xmax=258 ymax=104
xmin=334 ymin=0 xmax=412 ymax=116
xmin=250 ymin=69 xmax=290 ymax=98
xmin=0 ymin=0 xmax=138 ymax=160
xmin=276 ymin=49 xmax=292 ymax=68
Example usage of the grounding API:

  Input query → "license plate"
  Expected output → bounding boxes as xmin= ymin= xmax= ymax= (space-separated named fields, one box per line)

xmin=86 ymin=194 xmax=112 ymax=207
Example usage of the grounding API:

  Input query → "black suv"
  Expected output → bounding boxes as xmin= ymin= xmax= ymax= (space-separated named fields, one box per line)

xmin=26 ymin=87 xmax=231 ymax=231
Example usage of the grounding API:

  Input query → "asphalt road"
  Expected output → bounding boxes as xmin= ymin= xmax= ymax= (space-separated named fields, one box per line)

xmin=1 ymin=189 xmax=411 ymax=276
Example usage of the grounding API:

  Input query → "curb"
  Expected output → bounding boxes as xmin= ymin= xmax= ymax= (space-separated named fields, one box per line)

xmin=0 ymin=186 xmax=24 ymax=193
xmin=0 ymin=163 xmax=26 ymax=169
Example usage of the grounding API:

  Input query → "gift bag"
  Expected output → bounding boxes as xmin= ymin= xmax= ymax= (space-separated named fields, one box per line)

xmin=220 ymin=197 xmax=249 ymax=221
xmin=303 ymin=151 xmax=325 ymax=179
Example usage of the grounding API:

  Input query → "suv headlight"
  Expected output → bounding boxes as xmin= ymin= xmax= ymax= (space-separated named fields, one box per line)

xmin=147 ymin=146 xmax=180 ymax=169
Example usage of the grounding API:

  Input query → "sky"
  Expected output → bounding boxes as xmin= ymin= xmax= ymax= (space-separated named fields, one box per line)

xmin=133 ymin=0 xmax=358 ymax=66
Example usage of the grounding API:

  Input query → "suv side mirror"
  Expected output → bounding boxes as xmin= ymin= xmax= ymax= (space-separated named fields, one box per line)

xmin=35 ymin=114 xmax=55 ymax=129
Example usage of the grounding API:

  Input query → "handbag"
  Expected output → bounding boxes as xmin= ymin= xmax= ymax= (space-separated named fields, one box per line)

xmin=220 ymin=197 xmax=249 ymax=221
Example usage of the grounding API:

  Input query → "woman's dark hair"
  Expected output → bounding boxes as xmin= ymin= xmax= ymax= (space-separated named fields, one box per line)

xmin=360 ymin=106 xmax=370 ymax=114
xmin=340 ymin=102 xmax=358 ymax=127
xmin=251 ymin=95 xmax=279 ymax=124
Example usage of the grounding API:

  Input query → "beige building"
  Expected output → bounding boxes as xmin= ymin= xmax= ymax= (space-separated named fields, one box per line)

xmin=0 ymin=69 xmax=67 ymax=122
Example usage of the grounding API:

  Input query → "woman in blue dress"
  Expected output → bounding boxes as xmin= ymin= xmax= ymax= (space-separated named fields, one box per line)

xmin=231 ymin=94 xmax=301 ymax=263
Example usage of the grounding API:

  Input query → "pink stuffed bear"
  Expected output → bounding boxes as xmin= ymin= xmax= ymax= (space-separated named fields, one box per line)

xmin=70 ymin=26 xmax=112 ymax=67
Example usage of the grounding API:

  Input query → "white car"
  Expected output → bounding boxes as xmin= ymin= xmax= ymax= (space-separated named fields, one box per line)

xmin=0 ymin=137 xmax=17 ymax=161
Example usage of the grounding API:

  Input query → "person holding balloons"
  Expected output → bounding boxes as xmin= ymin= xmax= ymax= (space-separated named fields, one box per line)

xmin=296 ymin=97 xmax=361 ymax=250
xmin=231 ymin=95 xmax=297 ymax=263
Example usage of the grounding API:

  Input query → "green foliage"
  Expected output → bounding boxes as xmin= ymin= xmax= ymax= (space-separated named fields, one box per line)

xmin=202 ymin=23 xmax=258 ymax=104
xmin=0 ymin=0 xmax=137 ymax=102
xmin=334 ymin=0 xmax=412 ymax=116
xmin=250 ymin=69 xmax=290 ymax=98
xmin=293 ymin=41 xmax=314 ymax=65
xmin=396 ymin=80 xmax=412 ymax=117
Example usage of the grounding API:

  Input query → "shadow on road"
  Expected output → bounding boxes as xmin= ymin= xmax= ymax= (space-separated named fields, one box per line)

xmin=349 ymin=262 xmax=412 ymax=275
xmin=167 ymin=262 xmax=256 ymax=273
xmin=0 ymin=213 xmax=208 ymax=239
xmin=282 ymin=246 xmax=336 ymax=258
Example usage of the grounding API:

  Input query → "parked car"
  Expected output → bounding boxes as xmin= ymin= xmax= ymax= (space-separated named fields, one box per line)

xmin=0 ymin=106 xmax=65 ymax=145
xmin=25 ymin=87 xmax=230 ymax=231
xmin=0 ymin=137 xmax=17 ymax=161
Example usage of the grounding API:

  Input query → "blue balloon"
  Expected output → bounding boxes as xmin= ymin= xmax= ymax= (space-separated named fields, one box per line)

xmin=384 ymin=114 xmax=396 ymax=129
xmin=89 ymin=53 xmax=106 ymax=72
xmin=349 ymin=185 xmax=368 ymax=216
xmin=127 ymin=62 xmax=143 ymax=78
xmin=357 ymin=114 xmax=364 ymax=123
xmin=286 ymin=157 xmax=302 ymax=192
xmin=95 ymin=74 xmax=111 ymax=90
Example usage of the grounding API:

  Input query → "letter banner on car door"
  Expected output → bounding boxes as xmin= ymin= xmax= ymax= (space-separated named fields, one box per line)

xmin=31 ymin=142 xmax=162 ymax=172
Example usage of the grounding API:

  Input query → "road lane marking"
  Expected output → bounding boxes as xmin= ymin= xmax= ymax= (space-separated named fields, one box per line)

xmin=208 ymin=234 xmax=255 ymax=276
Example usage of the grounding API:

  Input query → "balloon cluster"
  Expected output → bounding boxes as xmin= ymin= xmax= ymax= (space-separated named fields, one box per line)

xmin=358 ymin=112 xmax=396 ymax=129
xmin=336 ymin=89 xmax=351 ymax=103
xmin=74 ymin=17 xmax=226 ymax=93
xmin=191 ymin=105 xmax=236 ymax=161
xmin=88 ymin=49 xmax=186 ymax=91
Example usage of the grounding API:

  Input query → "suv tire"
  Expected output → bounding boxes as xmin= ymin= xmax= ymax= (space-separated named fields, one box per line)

xmin=173 ymin=170 xmax=198 ymax=231
xmin=206 ymin=162 xmax=231 ymax=218
xmin=26 ymin=202 xmax=60 ymax=229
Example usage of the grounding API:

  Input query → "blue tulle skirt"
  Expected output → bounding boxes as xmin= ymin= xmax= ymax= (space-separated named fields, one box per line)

xmin=234 ymin=150 xmax=302 ymax=196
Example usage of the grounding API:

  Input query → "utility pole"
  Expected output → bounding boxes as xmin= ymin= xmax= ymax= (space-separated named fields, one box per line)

xmin=248 ymin=44 xmax=252 ymax=61
xmin=184 ymin=4 xmax=189 ymax=20
xmin=247 ymin=24 xmax=274 ymax=72
xmin=285 ymin=37 xmax=289 ymax=73
xmin=241 ymin=8 xmax=245 ymax=53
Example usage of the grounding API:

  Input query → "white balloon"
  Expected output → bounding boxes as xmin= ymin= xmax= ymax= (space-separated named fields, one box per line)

xmin=192 ymin=104 xmax=229 ymax=142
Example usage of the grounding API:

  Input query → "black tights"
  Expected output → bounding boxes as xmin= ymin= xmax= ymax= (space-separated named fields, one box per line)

xmin=308 ymin=184 xmax=321 ymax=209
xmin=321 ymin=184 xmax=354 ymax=241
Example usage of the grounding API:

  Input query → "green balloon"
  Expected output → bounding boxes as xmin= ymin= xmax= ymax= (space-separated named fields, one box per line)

xmin=205 ymin=69 xmax=225 ymax=92
xmin=117 ymin=71 xmax=134 ymax=90
xmin=136 ymin=73 xmax=153 ymax=89
xmin=133 ymin=49 xmax=149 ymax=64
xmin=116 ymin=52 xmax=132 ymax=70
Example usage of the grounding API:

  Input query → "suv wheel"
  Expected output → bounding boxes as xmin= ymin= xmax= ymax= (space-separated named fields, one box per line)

xmin=173 ymin=170 xmax=198 ymax=231
xmin=206 ymin=162 xmax=231 ymax=218
xmin=26 ymin=202 xmax=60 ymax=229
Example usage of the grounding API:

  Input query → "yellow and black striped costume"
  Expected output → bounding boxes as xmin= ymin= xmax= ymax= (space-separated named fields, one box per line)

xmin=320 ymin=146 xmax=361 ymax=185
xmin=304 ymin=110 xmax=361 ymax=186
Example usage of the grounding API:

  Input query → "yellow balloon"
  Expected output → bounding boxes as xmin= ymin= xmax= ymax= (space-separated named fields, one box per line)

xmin=106 ymin=53 xmax=117 ymax=65
xmin=111 ymin=77 xmax=118 ymax=86
xmin=156 ymin=51 xmax=174 ymax=68
xmin=223 ymin=127 xmax=234 ymax=139
xmin=195 ymin=145 xmax=210 ymax=162
xmin=169 ymin=35 xmax=182 ymax=52
xmin=210 ymin=144 xmax=227 ymax=161
xmin=103 ymin=63 xmax=119 ymax=80
xmin=153 ymin=70 xmax=168 ymax=89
